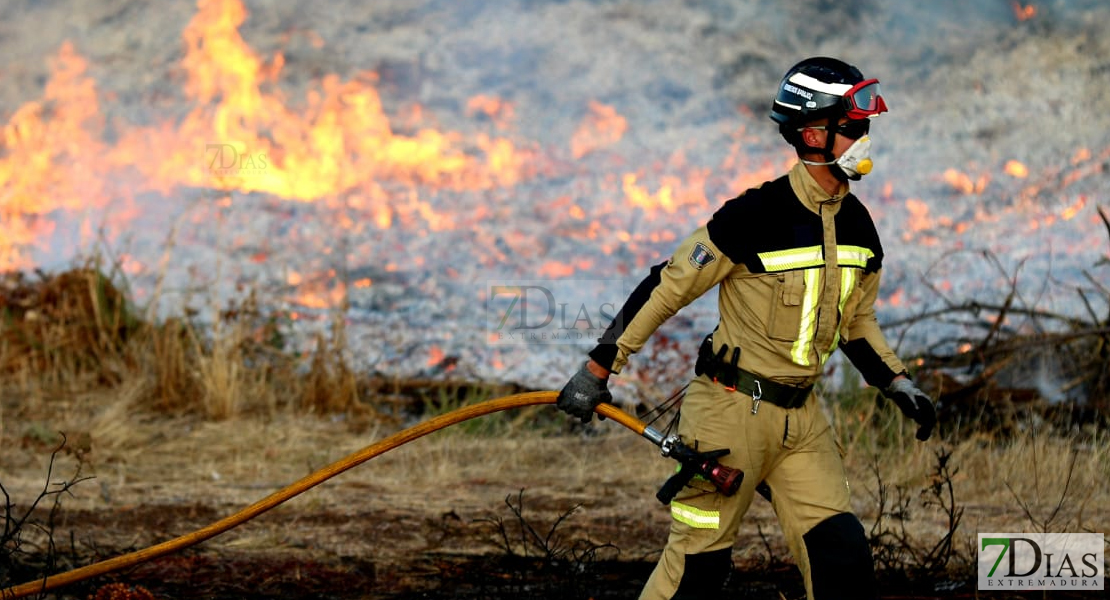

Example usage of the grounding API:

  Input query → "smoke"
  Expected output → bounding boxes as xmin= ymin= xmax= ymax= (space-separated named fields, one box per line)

xmin=2 ymin=0 xmax=1109 ymax=390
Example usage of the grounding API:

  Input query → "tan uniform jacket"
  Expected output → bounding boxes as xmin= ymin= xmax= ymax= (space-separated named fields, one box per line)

xmin=589 ymin=163 xmax=906 ymax=388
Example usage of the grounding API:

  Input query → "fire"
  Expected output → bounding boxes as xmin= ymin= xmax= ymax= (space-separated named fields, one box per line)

xmin=942 ymin=168 xmax=989 ymax=195
xmin=427 ymin=345 xmax=445 ymax=367
xmin=0 ymin=0 xmax=537 ymax=294
xmin=1060 ymin=196 xmax=1085 ymax=220
xmin=0 ymin=42 xmax=109 ymax=271
xmin=904 ymin=198 xmax=932 ymax=234
xmin=1 ymin=0 xmax=1104 ymax=330
xmin=1071 ymin=147 xmax=1091 ymax=165
xmin=113 ymin=0 xmax=531 ymax=203
xmin=877 ymin=287 xmax=905 ymax=308
xmin=1004 ymin=160 xmax=1028 ymax=178
xmin=466 ymin=94 xmax=516 ymax=129
xmin=570 ymin=101 xmax=628 ymax=159
xmin=1011 ymin=1 xmax=1037 ymax=21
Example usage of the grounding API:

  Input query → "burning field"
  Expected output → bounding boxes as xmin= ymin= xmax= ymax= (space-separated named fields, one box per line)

xmin=1 ymin=0 xmax=1108 ymax=388
xmin=2 ymin=0 xmax=1110 ymax=598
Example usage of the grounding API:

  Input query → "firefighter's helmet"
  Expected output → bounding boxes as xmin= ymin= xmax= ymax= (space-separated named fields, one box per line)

xmin=770 ymin=57 xmax=887 ymax=131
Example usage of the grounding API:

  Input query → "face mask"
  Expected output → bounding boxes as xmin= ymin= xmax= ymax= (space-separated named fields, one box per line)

xmin=800 ymin=134 xmax=874 ymax=181
xmin=835 ymin=135 xmax=873 ymax=180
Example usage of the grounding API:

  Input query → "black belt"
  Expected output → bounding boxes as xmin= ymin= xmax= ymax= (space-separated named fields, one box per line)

xmin=695 ymin=335 xmax=813 ymax=409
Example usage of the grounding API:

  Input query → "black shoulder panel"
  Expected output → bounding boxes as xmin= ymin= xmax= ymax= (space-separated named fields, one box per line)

xmin=834 ymin=194 xmax=884 ymax=273
xmin=706 ymin=175 xmax=822 ymax=273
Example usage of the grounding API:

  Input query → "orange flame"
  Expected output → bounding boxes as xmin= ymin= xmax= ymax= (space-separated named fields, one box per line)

xmin=0 ymin=42 xmax=109 ymax=270
xmin=942 ymin=168 xmax=990 ymax=195
xmin=466 ymin=94 xmax=516 ymax=129
xmin=1004 ymin=160 xmax=1028 ymax=178
xmin=1011 ymin=1 xmax=1037 ymax=21
xmin=570 ymin=101 xmax=628 ymax=159
xmin=114 ymin=0 xmax=530 ymax=204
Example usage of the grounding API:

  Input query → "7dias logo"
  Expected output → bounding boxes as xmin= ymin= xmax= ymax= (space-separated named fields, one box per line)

xmin=485 ymin=280 xmax=625 ymax=345
xmin=206 ymin=143 xmax=269 ymax=177
xmin=978 ymin=533 xmax=1104 ymax=590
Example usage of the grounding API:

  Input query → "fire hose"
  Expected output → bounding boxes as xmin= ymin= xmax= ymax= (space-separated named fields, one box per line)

xmin=1 ymin=390 xmax=742 ymax=599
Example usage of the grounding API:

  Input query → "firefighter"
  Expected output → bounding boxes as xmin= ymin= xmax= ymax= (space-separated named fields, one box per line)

xmin=555 ymin=57 xmax=937 ymax=600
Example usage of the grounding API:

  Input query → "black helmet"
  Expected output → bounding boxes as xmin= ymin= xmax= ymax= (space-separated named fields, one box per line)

xmin=770 ymin=57 xmax=887 ymax=132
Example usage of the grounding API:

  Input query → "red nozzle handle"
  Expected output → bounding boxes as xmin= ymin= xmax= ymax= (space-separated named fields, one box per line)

xmin=700 ymin=460 xmax=743 ymax=496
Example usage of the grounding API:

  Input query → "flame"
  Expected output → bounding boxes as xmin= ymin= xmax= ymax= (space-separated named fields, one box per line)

xmin=942 ymin=168 xmax=990 ymax=195
xmin=877 ymin=287 xmax=905 ymax=308
xmin=1071 ymin=147 xmax=1092 ymax=165
xmin=114 ymin=0 xmax=531 ymax=204
xmin=1004 ymin=160 xmax=1029 ymax=178
xmin=1011 ymin=1 xmax=1037 ymax=21
xmin=0 ymin=0 xmax=537 ymax=305
xmin=427 ymin=345 xmax=445 ymax=367
xmin=904 ymin=198 xmax=932 ymax=234
xmin=466 ymin=94 xmax=516 ymax=129
xmin=3 ymin=0 xmax=1104 ymax=331
xmin=0 ymin=42 xmax=109 ymax=270
xmin=1060 ymin=195 xmax=1085 ymax=220
xmin=570 ymin=101 xmax=628 ymax=159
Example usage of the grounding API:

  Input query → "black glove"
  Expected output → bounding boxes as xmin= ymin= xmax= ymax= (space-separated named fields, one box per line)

xmin=883 ymin=378 xmax=937 ymax=441
xmin=556 ymin=361 xmax=612 ymax=424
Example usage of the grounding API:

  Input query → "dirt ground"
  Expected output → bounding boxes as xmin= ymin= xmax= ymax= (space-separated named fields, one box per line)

xmin=2 ymin=403 xmax=1106 ymax=600
xmin=0 ymin=409 xmax=769 ymax=599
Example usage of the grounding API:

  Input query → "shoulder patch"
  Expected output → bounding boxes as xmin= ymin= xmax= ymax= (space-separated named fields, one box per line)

xmin=688 ymin=242 xmax=717 ymax=270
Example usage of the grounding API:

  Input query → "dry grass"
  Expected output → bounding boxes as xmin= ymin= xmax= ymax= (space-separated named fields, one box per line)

xmin=1 ymin=265 xmax=1108 ymax=594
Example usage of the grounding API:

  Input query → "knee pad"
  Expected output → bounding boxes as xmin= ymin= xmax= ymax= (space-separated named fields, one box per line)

xmin=671 ymin=547 xmax=732 ymax=600
xmin=802 ymin=513 xmax=876 ymax=600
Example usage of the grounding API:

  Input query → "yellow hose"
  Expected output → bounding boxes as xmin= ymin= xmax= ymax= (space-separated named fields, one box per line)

xmin=1 ymin=391 xmax=646 ymax=598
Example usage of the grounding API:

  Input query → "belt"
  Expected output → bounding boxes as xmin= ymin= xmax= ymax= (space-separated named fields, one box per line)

xmin=722 ymin=369 xmax=812 ymax=409
xmin=695 ymin=334 xmax=812 ymax=409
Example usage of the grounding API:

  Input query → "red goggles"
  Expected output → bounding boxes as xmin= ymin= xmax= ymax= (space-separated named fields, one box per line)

xmin=842 ymin=79 xmax=887 ymax=119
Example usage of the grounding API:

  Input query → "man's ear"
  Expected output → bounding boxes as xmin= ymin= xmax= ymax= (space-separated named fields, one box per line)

xmin=800 ymin=126 xmax=824 ymax=148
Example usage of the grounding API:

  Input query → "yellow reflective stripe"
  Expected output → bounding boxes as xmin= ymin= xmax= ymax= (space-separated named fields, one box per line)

xmin=836 ymin=245 xmax=874 ymax=268
xmin=758 ymin=245 xmax=823 ymax=272
xmin=670 ymin=501 xmax=720 ymax=529
xmin=790 ymin=268 xmax=821 ymax=366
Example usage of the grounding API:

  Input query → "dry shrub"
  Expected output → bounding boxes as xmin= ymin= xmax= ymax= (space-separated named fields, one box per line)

xmin=0 ymin=266 xmax=379 ymax=422
xmin=0 ymin=267 xmax=139 ymax=387
xmin=300 ymin=330 xmax=360 ymax=414
xmin=896 ymin=207 xmax=1110 ymax=437
xmin=142 ymin=316 xmax=200 ymax=413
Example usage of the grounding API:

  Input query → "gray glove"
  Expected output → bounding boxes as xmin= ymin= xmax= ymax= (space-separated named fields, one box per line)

xmin=883 ymin=378 xmax=937 ymax=441
xmin=556 ymin=361 xmax=612 ymax=424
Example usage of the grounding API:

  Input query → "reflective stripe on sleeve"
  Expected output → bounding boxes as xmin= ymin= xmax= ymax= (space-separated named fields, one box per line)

xmin=670 ymin=501 xmax=720 ymax=529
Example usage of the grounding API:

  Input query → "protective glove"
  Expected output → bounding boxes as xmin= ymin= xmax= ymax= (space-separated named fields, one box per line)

xmin=883 ymin=377 xmax=937 ymax=441
xmin=556 ymin=361 xmax=612 ymax=424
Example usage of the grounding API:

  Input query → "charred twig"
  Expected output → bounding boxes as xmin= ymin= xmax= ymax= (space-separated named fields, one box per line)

xmin=1 ymin=433 xmax=93 ymax=593
xmin=886 ymin=302 xmax=1091 ymax=332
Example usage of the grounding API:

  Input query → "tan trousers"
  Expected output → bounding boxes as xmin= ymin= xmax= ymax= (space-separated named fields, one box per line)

xmin=639 ymin=375 xmax=852 ymax=600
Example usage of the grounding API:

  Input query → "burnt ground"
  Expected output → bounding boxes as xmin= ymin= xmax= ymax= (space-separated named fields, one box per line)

xmin=4 ymin=489 xmax=1105 ymax=600
xmin=2 ymin=393 xmax=1108 ymax=600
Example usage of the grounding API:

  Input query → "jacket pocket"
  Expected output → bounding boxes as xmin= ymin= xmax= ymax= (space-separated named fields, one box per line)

xmin=768 ymin=270 xmax=805 ymax=341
